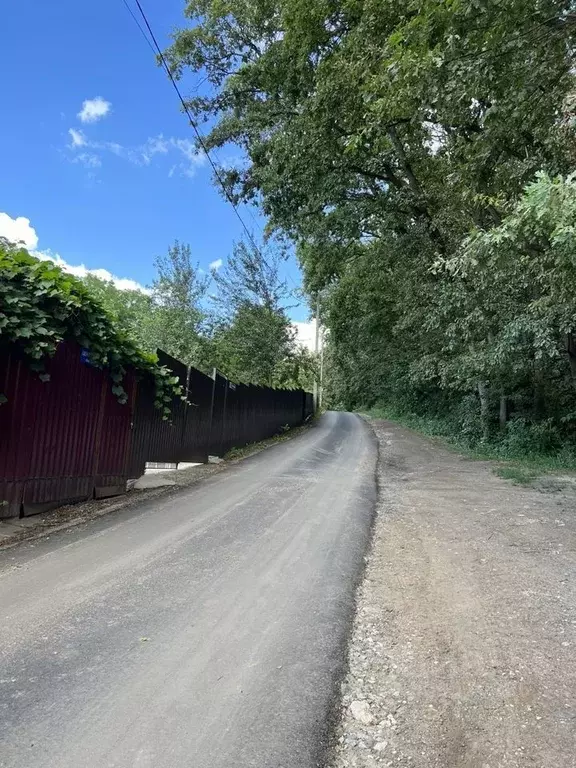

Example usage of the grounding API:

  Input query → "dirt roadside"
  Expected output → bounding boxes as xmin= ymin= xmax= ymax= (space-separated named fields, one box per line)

xmin=331 ymin=418 xmax=576 ymax=768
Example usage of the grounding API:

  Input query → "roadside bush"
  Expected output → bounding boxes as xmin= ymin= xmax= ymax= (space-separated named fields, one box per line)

xmin=501 ymin=418 xmax=563 ymax=457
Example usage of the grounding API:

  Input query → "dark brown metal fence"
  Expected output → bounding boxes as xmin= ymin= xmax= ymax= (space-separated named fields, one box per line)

xmin=0 ymin=343 xmax=136 ymax=518
xmin=0 ymin=343 xmax=314 ymax=519
xmin=127 ymin=358 xmax=310 ymax=471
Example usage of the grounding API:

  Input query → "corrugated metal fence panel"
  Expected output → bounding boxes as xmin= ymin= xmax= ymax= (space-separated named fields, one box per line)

xmin=219 ymin=382 xmax=240 ymax=456
xmin=0 ymin=343 xmax=134 ymax=517
xmin=126 ymin=376 xmax=154 ymax=478
xmin=211 ymin=384 xmax=309 ymax=457
xmin=208 ymin=372 xmax=228 ymax=457
xmin=304 ymin=392 xmax=314 ymax=420
xmin=94 ymin=371 xmax=137 ymax=497
xmin=126 ymin=350 xmax=190 ymax=474
xmin=1 ymin=339 xmax=314 ymax=517
xmin=18 ymin=344 xmax=102 ymax=515
xmin=0 ymin=349 xmax=26 ymax=518
xmin=179 ymin=367 xmax=214 ymax=463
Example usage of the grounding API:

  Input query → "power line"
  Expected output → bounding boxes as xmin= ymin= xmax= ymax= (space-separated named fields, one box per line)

xmin=120 ymin=0 xmax=156 ymax=57
xmin=128 ymin=0 xmax=265 ymax=260
xmin=123 ymin=0 xmax=303 ymax=297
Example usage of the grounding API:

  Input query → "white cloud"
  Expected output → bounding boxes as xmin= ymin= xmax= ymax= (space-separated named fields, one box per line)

xmin=141 ymin=136 xmax=169 ymax=163
xmin=72 ymin=152 xmax=102 ymax=169
xmin=34 ymin=251 xmax=149 ymax=293
xmin=66 ymin=132 xmax=205 ymax=178
xmin=77 ymin=97 xmax=111 ymax=123
xmin=0 ymin=210 xmax=148 ymax=293
xmin=0 ymin=212 xmax=39 ymax=249
xmin=68 ymin=128 xmax=87 ymax=147
xmin=170 ymin=138 xmax=205 ymax=177
xmin=209 ymin=258 xmax=223 ymax=271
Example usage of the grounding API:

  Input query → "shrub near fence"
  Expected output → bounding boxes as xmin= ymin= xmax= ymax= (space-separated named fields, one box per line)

xmin=0 ymin=343 xmax=314 ymax=520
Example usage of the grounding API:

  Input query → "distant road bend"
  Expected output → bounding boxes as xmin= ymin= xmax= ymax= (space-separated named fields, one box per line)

xmin=0 ymin=412 xmax=377 ymax=768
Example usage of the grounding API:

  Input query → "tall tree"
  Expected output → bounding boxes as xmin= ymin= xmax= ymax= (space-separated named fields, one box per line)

xmin=165 ymin=0 xmax=576 ymax=452
xmin=210 ymin=240 xmax=300 ymax=385
xmin=213 ymin=240 xmax=290 ymax=317
xmin=83 ymin=242 xmax=211 ymax=370
xmin=151 ymin=241 xmax=209 ymax=366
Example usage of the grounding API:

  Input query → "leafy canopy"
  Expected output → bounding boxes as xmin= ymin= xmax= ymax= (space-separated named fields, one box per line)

xmin=165 ymin=0 xmax=576 ymax=453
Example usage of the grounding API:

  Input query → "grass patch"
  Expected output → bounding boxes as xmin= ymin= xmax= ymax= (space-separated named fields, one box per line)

xmin=493 ymin=466 xmax=541 ymax=485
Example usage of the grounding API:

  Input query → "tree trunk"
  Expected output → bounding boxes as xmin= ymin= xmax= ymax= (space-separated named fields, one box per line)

xmin=567 ymin=333 xmax=576 ymax=386
xmin=477 ymin=380 xmax=490 ymax=441
xmin=533 ymin=367 xmax=545 ymax=419
xmin=499 ymin=391 xmax=508 ymax=431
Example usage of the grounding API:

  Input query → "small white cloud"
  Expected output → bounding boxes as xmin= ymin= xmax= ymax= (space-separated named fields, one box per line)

xmin=72 ymin=152 xmax=102 ymax=169
xmin=209 ymin=258 xmax=223 ymax=271
xmin=65 ymin=131 xmax=205 ymax=177
xmin=68 ymin=128 xmax=87 ymax=147
xmin=34 ymin=251 xmax=149 ymax=293
xmin=77 ymin=97 xmax=111 ymax=123
xmin=171 ymin=138 xmax=205 ymax=177
xmin=141 ymin=135 xmax=169 ymax=164
xmin=0 ymin=212 xmax=39 ymax=249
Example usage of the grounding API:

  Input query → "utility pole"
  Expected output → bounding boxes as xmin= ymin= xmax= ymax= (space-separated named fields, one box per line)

xmin=319 ymin=324 xmax=324 ymax=410
xmin=313 ymin=294 xmax=320 ymax=413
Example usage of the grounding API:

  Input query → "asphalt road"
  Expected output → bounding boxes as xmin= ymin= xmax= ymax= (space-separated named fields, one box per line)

xmin=0 ymin=411 xmax=376 ymax=768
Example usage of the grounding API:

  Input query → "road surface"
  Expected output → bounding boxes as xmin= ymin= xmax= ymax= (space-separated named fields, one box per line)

xmin=0 ymin=411 xmax=376 ymax=768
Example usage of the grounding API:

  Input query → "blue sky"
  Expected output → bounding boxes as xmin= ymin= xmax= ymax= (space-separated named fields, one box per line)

xmin=0 ymin=0 xmax=309 ymax=323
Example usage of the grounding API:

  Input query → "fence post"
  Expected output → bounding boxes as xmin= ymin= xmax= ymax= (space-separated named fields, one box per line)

xmin=178 ymin=366 xmax=191 ymax=465
xmin=219 ymin=379 xmax=229 ymax=457
xmin=91 ymin=376 xmax=109 ymax=495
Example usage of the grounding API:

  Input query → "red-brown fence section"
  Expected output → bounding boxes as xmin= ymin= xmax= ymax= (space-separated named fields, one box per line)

xmin=0 ymin=343 xmax=314 ymax=519
xmin=0 ymin=343 xmax=135 ymax=518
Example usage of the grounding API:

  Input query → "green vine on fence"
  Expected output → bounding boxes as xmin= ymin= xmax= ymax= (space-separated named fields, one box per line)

xmin=0 ymin=243 xmax=181 ymax=417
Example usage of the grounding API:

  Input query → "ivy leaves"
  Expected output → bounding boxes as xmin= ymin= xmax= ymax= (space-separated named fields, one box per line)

xmin=0 ymin=243 xmax=181 ymax=417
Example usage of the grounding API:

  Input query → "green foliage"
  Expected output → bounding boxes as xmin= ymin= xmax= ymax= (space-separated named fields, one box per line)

xmin=82 ymin=241 xmax=215 ymax=375
xmin=210 ymin=240 xmax=317 ymax=389
xmin=150 ymin=241 xmax=209 ymax=366
xmin=364 ymin=402 xmax=576 ymax=472
xmin=81 ymin=274 xmax=157 ymax=354
xmin=213 ymin=240 xmax=290 ymax=317
xmin=0 ymin=242 xmax=181 ymax=416
xmin=81 ymin=237 xmax=315 ymax=392
xmin=212 ymin=303 xmax=294 ymax=386
xmin=165 ymin=0 xmax=576 ymax=453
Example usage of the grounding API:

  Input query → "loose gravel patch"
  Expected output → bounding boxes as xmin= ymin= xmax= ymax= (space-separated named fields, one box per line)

xmin=330 ymin=419 xmax=576 ymax=768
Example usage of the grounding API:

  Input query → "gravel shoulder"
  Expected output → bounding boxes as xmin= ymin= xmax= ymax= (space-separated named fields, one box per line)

xmin=331 ymin=418 xmax=576 ymax=768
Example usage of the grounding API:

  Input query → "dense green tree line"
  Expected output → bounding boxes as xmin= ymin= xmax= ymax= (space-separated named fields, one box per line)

xmin=83 ymin=240 xmax=316 ymax=391
xmin=163 ymin=0 xmax=576 ymax=455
